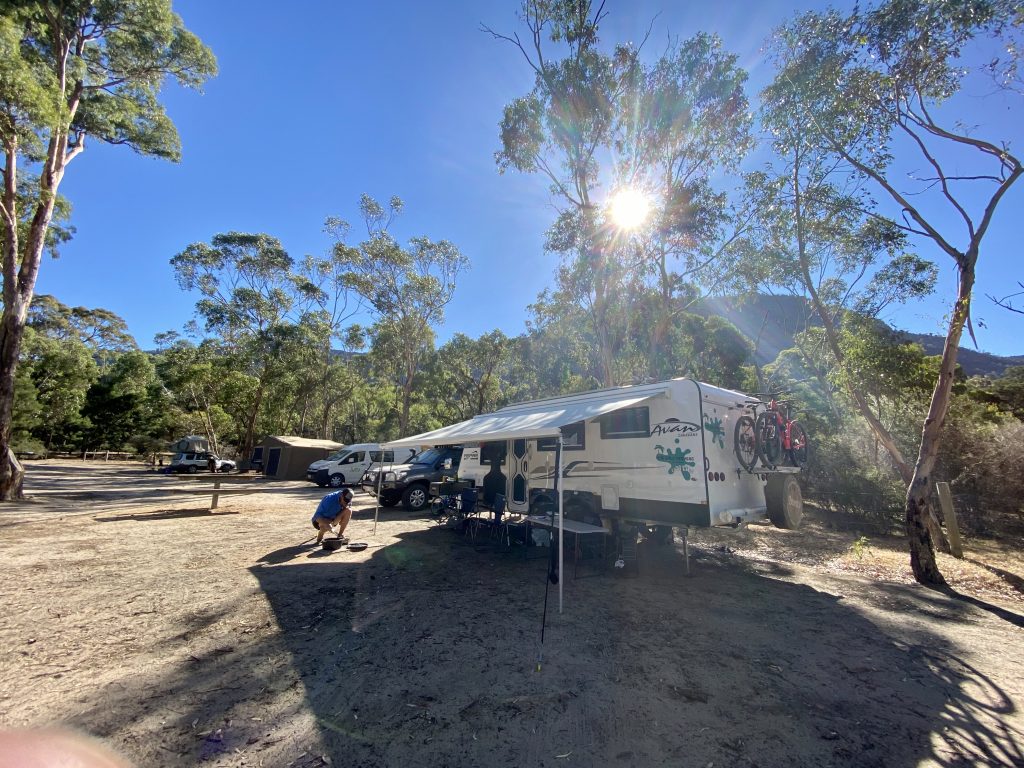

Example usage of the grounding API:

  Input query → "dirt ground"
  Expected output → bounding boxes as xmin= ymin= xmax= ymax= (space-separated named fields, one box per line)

xmin=1 ymin=460 xmax=1022 ymax=767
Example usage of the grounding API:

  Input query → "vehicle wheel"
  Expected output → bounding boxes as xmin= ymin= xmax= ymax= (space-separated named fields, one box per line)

xmin=187 ymin=465 xmax=198 ymax=474
xmin=734 ymin=415 xmax=757 ymax=472
xmin=328 ymin=473 xmax=345 ymax=488
xmin=788 ymin=423 xmax=809 ymax=469
xmin=766 ymin=474 xmax=803 ymax=530
xmin=647 ymin=525 xmax=673 ymax=545
xmin=755 ymin=412 xmax=783 ymax=469
xmin=402 ymin=484 xmax=429 ymax=512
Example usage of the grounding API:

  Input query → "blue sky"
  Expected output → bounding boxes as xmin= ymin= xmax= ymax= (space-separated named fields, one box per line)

xmin=36 ymin=0 xmax=1023 ymax=356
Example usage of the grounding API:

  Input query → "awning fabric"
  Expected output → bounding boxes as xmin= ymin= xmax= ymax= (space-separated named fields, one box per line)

xmin=384 ymin=386 xmax=669 ymax=449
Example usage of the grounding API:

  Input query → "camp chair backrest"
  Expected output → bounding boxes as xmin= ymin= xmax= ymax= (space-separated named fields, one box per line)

xmin=460 ymin=487 xmax=478 ymax=514
xmin=493 ymin=493 xmax=506 ymax=520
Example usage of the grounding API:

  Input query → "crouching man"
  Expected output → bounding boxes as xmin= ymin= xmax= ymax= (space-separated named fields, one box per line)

xmin=311 ymin=487 xmax=355 ymax=545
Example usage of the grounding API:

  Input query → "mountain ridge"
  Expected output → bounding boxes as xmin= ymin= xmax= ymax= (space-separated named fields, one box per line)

xmin=696 ymin=295 xmax=1022 ymax=378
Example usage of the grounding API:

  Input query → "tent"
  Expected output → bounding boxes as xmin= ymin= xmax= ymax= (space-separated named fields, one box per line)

xmin=255 ymin=436 xmax=344 ymax=481
xmin=385 ymin=383 xmax=671 ymax=612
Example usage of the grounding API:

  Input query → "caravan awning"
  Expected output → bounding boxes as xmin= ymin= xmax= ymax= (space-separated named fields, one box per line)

xmin=384 ymin=386 xmax=669 ymax=449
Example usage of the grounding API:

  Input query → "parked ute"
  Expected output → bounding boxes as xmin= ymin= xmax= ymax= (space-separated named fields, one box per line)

xmin=361 ymin=445 xmax=463 ymax=511
xmin=306 ymin=444 xmax=417 ymax=488
xmin=168 ymin=451 xmax=236 ymax=474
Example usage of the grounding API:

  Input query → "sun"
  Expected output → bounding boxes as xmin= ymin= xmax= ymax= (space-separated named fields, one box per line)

xmin=608 ymin=188 xmax=651 ymax=231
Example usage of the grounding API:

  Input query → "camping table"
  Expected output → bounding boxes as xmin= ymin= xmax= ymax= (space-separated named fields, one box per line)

xmin=524 ymin=515 xmax=610 ymax=579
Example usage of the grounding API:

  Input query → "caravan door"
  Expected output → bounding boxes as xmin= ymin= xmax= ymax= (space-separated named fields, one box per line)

xmin=507 ymin=438 xmax=530 ymax=513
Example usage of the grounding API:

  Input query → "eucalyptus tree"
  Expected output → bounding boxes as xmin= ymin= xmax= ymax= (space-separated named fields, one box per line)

xmin=81 ymin=349 xmax=164 ymax=450
xmin=728 ymin=163 xmax=936 ymax=487
xmin=424 ymin=330 xmax=518 ymax=424
xmin=296 ymin=229 xmax=363 ymax=439
xmin=18 ymin=324 xmax=96 ymax=449
xmin=170 ymin=233 xmax=313 ymax=461
xmin=766 ymin=0 xmax=1023 ymax=584
xmin=153 ymin=335 xmax=236 ymax=455
xmin=327 ymin=195 xmax=468 ymax=436
xmin=488 ymin=2 xmax=753 ymax=384
xmin=487 ymin=0 xmax=637 ymax=386
xmin=0 ymin=1 xmax=215 ymax=497
xmin=619 ymin=33 xmax=753 ymax=376
xmin=28 ymin=294 xmax=136 ymax=365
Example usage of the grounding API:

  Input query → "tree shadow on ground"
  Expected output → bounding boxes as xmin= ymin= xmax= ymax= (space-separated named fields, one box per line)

xmin=964 ymin=557 xmax=1024 ymax=598
xmin=94 ymin=508 xmax=240 ymax=522
xmin=64 ymin=527 xmax=1024 ymax=767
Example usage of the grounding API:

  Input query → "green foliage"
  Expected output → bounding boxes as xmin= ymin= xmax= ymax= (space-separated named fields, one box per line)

xmin=1 ymin=0 xmax=217 ymax=160
xmin=326 ymin=195 xmax=469 ymax=434
xmin=491 ymin=2 xmax=753 ymax=385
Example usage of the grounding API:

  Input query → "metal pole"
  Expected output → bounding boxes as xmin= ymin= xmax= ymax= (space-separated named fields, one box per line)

xmin=557 ymin=433 xmax=564 ymax=614
xmin=373 ymin=457 xmax=386 ymax=536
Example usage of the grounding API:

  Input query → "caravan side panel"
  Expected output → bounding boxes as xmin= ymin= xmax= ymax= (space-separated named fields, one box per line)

xmin=528 ymin=380 xmax=713 ymax=527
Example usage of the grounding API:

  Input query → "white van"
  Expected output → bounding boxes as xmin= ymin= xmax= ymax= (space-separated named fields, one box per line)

xmin=306 ymin=444 xmax=417 ymax=488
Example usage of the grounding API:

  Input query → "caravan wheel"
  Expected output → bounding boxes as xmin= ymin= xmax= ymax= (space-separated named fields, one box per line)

xmin=646 ymin=525 xmax=674 ymax=545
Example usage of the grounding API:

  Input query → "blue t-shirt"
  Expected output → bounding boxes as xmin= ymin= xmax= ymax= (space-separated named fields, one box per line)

xmin=312 ymin=490 xmax=351 ymax=522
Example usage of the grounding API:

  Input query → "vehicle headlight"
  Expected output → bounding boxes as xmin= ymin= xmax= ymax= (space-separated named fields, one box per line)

xmin=385 ymin=471 xmax=396 ymax=482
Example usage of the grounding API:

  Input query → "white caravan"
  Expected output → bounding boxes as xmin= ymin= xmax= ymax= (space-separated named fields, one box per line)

xmin=387 ymin=378 xmax=802 ymax=532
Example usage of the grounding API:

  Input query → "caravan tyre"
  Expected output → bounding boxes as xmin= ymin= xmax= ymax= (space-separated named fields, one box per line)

xmin=187 ymin=465 xmax=197 ymax=474
xmin=328 ymin=473 xmax=345 ymax=488
xmin=647 ymin=525 xmax=673 ymax=545
xmin=766 ymin=474 xmax=803 ymax=530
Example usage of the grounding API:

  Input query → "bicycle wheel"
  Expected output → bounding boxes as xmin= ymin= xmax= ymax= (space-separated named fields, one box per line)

xmin=755 ymin=411 xmax=783 ymax=469
xmin=734 ymin=415 xmax=757 ymax=472
xmin=787 ymin=422 xmax=809 ymax=469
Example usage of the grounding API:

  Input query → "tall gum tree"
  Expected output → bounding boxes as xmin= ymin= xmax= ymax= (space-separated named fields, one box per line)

xmin=327 ymin=195 xmax=468 ymax=436
xmin=0 ymin=0 xmax=216 ymax=498
xmin=488 ymin=2 xmax=753 ymax=385
xmin=766 ymin=0 xmax=1022 ymax=584
xmin=170 ymin=233 xmax=309 ymax=464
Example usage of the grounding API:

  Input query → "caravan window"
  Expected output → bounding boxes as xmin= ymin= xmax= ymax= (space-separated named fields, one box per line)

xmin=480 ymin=441 xmax=507 ymax=465
xmin=369 ymin=450 xmax=394 ymax=463
xmin=600 ymin=406 xmax=650 ymax=439
xmin=536 ymin=421 xmax=585 ymax=452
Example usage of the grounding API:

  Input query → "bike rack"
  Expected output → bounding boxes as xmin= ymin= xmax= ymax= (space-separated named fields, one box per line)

xmin=736 ymin=464 xmax=802 ymax=476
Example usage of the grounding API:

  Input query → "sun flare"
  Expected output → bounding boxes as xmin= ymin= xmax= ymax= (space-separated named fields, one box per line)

xmin=608 ymin=188 xmax=651 ymax=231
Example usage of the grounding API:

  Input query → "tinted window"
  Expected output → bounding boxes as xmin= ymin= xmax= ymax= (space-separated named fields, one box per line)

xmin=480 ymin=441 xmax=507 ymax=465
xmin=600 ymin=406 xmax=650 ymax=439
xmin=537 ymin=421 xmax=585 ymax=451
xmin=413 ymin=448 xmax=444 ymax=465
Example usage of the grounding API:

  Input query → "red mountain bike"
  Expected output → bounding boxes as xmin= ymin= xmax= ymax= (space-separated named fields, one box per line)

xmin=734 ymin=396 xmax=809 ymax=471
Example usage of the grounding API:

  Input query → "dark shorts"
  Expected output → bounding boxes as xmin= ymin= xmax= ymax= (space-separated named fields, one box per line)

xmin=312 ymin=519 xmax=320 ymax=530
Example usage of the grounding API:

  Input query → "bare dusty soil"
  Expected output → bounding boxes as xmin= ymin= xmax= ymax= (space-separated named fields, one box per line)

xmin=0 ymin=460 xmax=1022 ymax=767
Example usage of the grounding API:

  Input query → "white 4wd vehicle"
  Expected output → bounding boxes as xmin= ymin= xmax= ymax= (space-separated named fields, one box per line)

xmin=169 ymin=451 xmax=236 ymax=474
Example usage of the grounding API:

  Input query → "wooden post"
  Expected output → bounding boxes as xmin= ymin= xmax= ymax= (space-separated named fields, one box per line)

xmin=211 ymin=478 xmax=221 ymax=511
xmin=935 ymin=482 xmax=963 ymax=559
